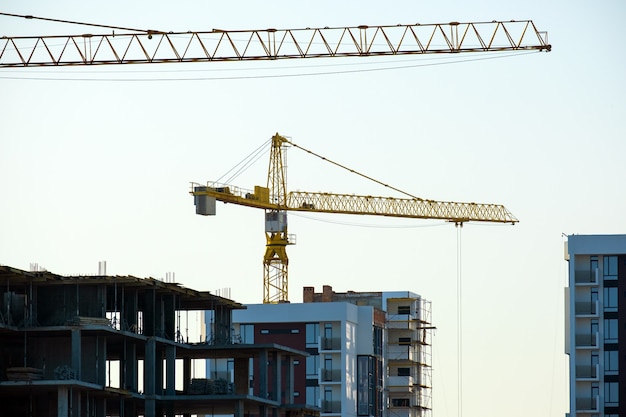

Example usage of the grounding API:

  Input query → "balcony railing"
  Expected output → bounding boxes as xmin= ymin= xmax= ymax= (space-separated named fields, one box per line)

xmin=575 ymin=333 xmax=598 ymax=348
xmin=321 ymin=337 xmax=341 ymax=351
xmin=576 ymin=396 xmax=598 ymax=412
xmin=574 ymin=301 xmax=597 ymax=316
xmin=575 ymin=364 xmax=598 ymax=380
xmin=321 ymin=369 xmax=342 ymax=382
xmin=574 ymin=269 xmax=598 ymax=285
xmin=322 ymin=400 xmax=341 ymax=414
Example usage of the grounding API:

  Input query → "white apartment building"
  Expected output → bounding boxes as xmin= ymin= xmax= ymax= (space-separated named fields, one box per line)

xmin=565 ymin=234 xmax=625 ymax=417
xmin=222 ymin=286 xmax=432 ymax=417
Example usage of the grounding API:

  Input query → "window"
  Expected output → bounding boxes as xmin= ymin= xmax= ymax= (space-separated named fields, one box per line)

xmin=357 ymin=355 xmax=371 ymax=416
xmin=397 ymin=305 xmax=411 ymax=315
xmin=306 ymin=386 xmax=319 ymax=406
xmin=605 ymin=350 xmax=618 ymax=375
xmin=604 ymin=319 xmax=618 ymax=343
xmin=392 ymin=398 xmax=410 ymax=407
xmin=604 ymin=256 xmax=618 ymax=280
xmin=590 ymin=255 xmax=598 ymax=271
xmin=604 ymin=382 xmax=619 ymax=406
xmin=604 ymin=287 xmax=618 ymax=312
xmin=373 ymin=326 xmax=383 ymax=356
xmin=397 ymin=367 xmax=410 ymax=376
xmin=306 ymin=355 xmax=319 ymax=377
xmin=306 ymin=323 xmax=319 ymax=347
xmin=240 ymin=324 xmax=254 ymax=344
xmin=399 ymin=337 xmax=412 ymax=345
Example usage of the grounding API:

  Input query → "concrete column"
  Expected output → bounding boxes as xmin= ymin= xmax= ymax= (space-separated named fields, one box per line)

xmin=183 ymin=357 xmax=191 ymax=394
xmin=57 ymin=386 xmax=69 ymax=417
xmin=124 ymin=341 xmax=137 ymax=391
xmin=284 ymin=355 xmax=294 ymax=404
xmin=259 ymin=349 xmax=268 ymax=399
xmin=71 ymin=328 xmax=81 ymax=380
xmin=272 ymin=351 xmax=281 ymax=403
xmin=235 ymin=399 xmax=245 ymax=417
xmin=165 ymin=345 xmax=176 ymax=395
xmin=96 ymin=336 xmax=107 ymax=386
xmin=145 ymin=337 xmax=156 ymax=417
xmin=234 ymin=357 xmax=250 ymax=395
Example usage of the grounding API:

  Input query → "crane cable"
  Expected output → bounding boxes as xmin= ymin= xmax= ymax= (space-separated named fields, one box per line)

xmin=456 ymin=224 xmax=463 ymax=417
xmin=286 ymin=138 xmax=423 ymax=201
xmin=216 ymin=139 xmax=271 ymax=185
xmin=0 ymin=12 xmax=159 ymax=34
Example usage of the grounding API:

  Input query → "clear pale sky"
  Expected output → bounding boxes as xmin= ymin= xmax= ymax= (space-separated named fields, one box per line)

xmin=1 ymin=1 xmax=625 ymax=416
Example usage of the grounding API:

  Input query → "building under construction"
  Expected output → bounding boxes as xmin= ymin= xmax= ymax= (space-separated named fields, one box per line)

xmin=0 ymin=265 xmax=319 ymax=417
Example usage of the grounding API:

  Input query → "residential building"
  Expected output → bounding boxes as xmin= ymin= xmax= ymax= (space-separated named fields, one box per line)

xmin=0 ymin=264 xmax=318 ymax=417
xmin=565 ymin=234 xmax=626 ymax=417
xmin=228 ymin=285 xmax=433 ymax=417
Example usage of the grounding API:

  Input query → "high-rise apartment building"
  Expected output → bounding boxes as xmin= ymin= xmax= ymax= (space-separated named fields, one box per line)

xmin=565 ymin=234 xmax=626 ymax=417
xmin=225 ymin=286 xmax=433 ymax=417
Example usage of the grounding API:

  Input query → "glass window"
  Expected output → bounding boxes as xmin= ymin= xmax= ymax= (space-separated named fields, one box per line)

xmin=392 ymin=398 xmax=410 ymax=407
xmin=357 ymin=356 xmax=370 ymax=416
xmin=397 ymin=367 xmax=410 ymax=376
xmin=604 ymin=319 xmax=618 ymax=342
xmin=240 ymin=324 xmax=254 ymax=344
xmin=397 ymin=305 xmax=411 ymax=315
xmin=306 ymin=323 xmax=319 ymax=347
xmin=604 ymin=287 xmax=618 ymax=311
xmin=306 ymin=386 xmax=319 ymax=406
xmin=605 ymin=350 xmax=618 ymax=375
xmin=603 ymin=256 xmax=618 ymax=280
xmin=306 ymin=354 xmax=319 ymax=377
xmin=604 ymin=382 xmax=619 ymax=406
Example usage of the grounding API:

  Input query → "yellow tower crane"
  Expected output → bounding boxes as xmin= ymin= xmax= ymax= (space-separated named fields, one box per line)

xmin=191 ymin=133 xmax=518 ymax=303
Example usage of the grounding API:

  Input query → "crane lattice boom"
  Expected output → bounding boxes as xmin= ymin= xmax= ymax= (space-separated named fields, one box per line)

xmin=0 ymin=20 xmax=550 ymax=68
xmin=190 ymin=185 xmax=518 ymax=224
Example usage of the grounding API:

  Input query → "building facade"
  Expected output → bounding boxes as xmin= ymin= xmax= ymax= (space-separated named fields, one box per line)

xmin=565 ymin=234 xmax=626 ymax=417
xmin=227 ymin=286 xmax=433 ymax=417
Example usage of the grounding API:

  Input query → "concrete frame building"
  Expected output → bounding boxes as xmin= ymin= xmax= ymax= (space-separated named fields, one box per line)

xmin=0 ymin=265 xmax=318 ymax=417
xmin=565 ymin=234 xmax=626 ymax=417
xmin=228 ymin=285 xmax=433 ymax=417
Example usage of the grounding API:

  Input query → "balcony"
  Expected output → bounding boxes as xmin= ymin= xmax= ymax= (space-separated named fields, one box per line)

xmin=320 ymin=337 xmax=341 ymax=351
xmin=576 ymin=396 xmax=598 ymax=413
xmin=575 ymin=364 xmax=598 ymax=380
xmin=575 ymin=333 xmax=598 ymax=348
xmin=322 ymin=400 xmax=341 ymax=414
xmin=388 ymin=375 xmax=418 ymax=388
xmin=321 ymin=369 xmax=341 ymax=383
xmin=388 ymin=346 xmax=419 ymax=362
xmin=574 ymin=301 xmax=598 ymax=317
xmin=574 ymin=269 xmax=598 ymax=285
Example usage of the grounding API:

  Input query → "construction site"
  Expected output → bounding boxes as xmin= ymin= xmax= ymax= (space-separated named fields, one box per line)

xmin=0 ymin=12 xmax=552 ymax=417
xmin=0 ymin=264 xmax=317 ymax=417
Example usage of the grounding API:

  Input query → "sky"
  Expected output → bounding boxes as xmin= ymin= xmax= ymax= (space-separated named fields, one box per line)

xmin=1 ymin=1 xmax=625 ymax=416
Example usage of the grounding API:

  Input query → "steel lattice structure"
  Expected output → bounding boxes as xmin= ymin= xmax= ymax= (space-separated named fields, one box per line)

xmin=0 ymin=20 xmax=550 ymax=68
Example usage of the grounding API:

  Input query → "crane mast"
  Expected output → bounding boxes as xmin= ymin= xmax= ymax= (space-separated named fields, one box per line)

xmin=192 ymin=134 xmax=518 ymax=303
xmin=263 ymin=134 xmax=291 ymax=304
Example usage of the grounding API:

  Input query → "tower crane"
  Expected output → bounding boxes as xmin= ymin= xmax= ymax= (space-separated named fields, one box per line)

xmin=191 ymin=133 xmax=518 ymax=304
xmin=0 ymin=14 xmax=550 ymax=67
